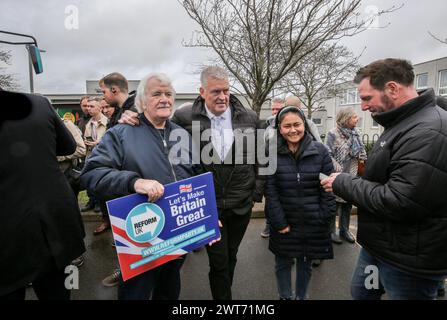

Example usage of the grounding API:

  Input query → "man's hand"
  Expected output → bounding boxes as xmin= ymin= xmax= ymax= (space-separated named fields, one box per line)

xmin=278 ymin=226 xmax=290 ymax=234
xmin=119 ymin=110 xmax=140 ymax=126
xmin=321 ymin=173 xmax=341 ymax=193
xmin=208 ymin=220 xmax=223 ymax=246
xmin=84 ymin=140 xmax=98 ymax=147
xmin=133 ymin=179 xmax=165 ymax=202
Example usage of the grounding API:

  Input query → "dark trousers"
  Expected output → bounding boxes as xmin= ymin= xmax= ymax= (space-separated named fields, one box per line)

xmin=0 ymin=264 xmax=70 ymax=300
xmin=206 ymin=208 xmax=252 ymax=300
xmin=99 ymin=200 xmax=110 ymax=222
xmin=331 ymin=202 xmax=353 ymax=234
xmin=118 ymin=256 xmax=185 ymax=300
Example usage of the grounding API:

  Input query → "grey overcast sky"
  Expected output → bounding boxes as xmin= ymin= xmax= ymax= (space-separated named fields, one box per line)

xmin=1 ymin=0 xmax=446 ymax=94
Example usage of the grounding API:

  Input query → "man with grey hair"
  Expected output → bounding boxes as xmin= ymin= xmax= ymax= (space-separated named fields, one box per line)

xmin=81 ymin=73 xmax=198 ymax=300
xmin=171 ymin=66 xmax=262 ymax=300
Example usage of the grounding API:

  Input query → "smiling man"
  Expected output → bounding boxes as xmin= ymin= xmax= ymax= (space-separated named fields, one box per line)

xmin=171 ymin=66 xmax=262 ymax=300
xmin=321 ymin=58 xmax=447 ymax=300
xmin=81 ymin=73 xmax=198 ymax=300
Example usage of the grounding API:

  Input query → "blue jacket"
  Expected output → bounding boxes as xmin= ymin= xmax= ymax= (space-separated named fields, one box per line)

xmin=265 ymin=133 xmax=336 ymax=259
xmin=80 ymin=114 xmax=199 ymax=201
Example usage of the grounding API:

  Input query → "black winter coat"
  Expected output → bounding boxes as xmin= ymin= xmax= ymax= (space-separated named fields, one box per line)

xmin=171 ymin=95 xmax=262 ymax=215
xmin=0 ymin=91 xmax=86 ymax=297
xmin=265 ymin=134 xmax=336 ymax=259
xmin=334 ymin=89 xmax=447 ymax=275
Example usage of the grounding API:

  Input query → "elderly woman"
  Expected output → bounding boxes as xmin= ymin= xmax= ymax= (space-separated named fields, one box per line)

xmin=81 ymin=73 xmax=199 ymax=300
xmin=265 ymin=106 xmax=336 ymax=300
xmin=325 ymin=107 xmax=367 ymax=244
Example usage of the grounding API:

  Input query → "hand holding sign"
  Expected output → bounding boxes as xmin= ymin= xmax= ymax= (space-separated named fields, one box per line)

xmin=134 ymin=179 xmax=165 ymax=202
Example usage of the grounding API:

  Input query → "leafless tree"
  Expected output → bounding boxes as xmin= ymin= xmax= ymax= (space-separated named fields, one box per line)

xmin=428 ymin=31 xmax=447 ymax=45
xmin=180 ymin=0 xmax=398 ymax=115
xmin=281 ymin=43 xmax=361 ymax=119
xmin=0 ymin=49 xmax=19 ymax=91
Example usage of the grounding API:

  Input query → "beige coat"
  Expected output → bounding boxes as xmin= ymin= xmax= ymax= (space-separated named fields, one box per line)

xmin=58 ymin=120 xmax=86 ymax=172
xmin=84 ymin=114 xmax=108 ymax=158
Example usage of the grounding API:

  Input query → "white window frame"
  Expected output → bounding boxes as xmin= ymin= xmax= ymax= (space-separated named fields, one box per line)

xmin=439 ymin=70 xmax=447 ymax=96
xmin=312 ymin=118 xmax=323 ymax=127
xmin=340 ymin=88 xmax=360 ymax=105
xmin=416 ymin=73 xmax=428 ymax=90
xmin=371 ymin=118 xmax=379 ymax=129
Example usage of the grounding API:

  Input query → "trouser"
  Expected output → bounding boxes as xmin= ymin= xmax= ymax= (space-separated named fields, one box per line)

xmin=206 ymin=207 xmax=252 ymax=300
xmin=351 ymin=248 xmax=440 ymax=300
xmin=330 ymin=202 xmax=352 ymax=234
xmin=275 ymin=256 xmax=313 ymax=300
xmin=0 ymin=261 xmax=71 ymax=300
xmin=99 ymin=200 xmax=110 ymax=222
xmin=118 ymin=256 xmax=185 ymax=300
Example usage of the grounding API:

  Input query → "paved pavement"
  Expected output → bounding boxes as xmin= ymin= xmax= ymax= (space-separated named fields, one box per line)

xmin=26 ymin=215 xmax=445 ymax=300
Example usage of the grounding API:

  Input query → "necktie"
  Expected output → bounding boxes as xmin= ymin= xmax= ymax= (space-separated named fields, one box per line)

xmin=212 ymin=116 xmax=225 ymax=161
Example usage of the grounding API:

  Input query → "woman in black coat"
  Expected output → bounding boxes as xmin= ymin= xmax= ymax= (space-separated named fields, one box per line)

xmin=265 ymin=106 xmax=336 ymax=300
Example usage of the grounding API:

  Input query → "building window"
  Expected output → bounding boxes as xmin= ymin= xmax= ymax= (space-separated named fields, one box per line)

xmin=416 ymin=73 xmax=428 ymax=90
xmin=313 ymin=118 xmax=322 ymax=126
xmin=439 ymin=70 xmax=447 ymax=96
xmin=340 ymin=88 xmax=360 ymax=105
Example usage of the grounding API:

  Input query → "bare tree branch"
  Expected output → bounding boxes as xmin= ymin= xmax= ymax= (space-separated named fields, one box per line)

xmin=280 ymin=43 xmax=362 ymax=119
xmin=428 ymin=31 xmax=447 ymax=45
xmin=0 ymin=49 xmax=19 ymax=91
xmin=180 ymin=0 xmax=399 ymax=115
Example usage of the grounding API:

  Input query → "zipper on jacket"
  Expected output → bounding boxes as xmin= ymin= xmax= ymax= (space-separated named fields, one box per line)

xmin=162 ymin=136 xmax=178 ymax=182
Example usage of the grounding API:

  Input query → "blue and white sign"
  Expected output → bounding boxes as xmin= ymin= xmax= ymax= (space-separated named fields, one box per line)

xmin=106 ymin=172 xmax=220 ymax=281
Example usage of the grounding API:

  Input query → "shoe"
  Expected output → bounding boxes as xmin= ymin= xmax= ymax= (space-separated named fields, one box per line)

xmin=331 ymin=232 xmax=342 ymax=244
xmin=94 ymin=203 xmax=101 ymax=213
xmin=312 ymin=259 xmax=322 ymax=268
xmin=340 ymin=231 xmax=356 ymax=243
xmin=260 ymin=224 xmax=270 ymax=238
xmin=71 ymin=255 xmax=84 ymax=268
xmin=93 ymin=221 xmax=111 ymax=235
xmin=438 ymin=288 xmax=445 ymax=297
xmin=80 ymin=202 xmax=94 ymax=212
xmin=102 ymin=269 xmax=121 ymax=287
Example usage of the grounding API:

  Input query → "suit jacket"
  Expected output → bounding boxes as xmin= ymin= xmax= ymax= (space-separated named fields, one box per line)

xmin=0 ymin=91 xmax=86 ymax=297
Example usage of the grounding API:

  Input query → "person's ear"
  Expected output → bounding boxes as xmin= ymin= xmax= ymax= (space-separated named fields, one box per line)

xmin=199 ymin=87 xmax=205 ymax=98
xmin=385 ymin=82 xmax=399 ymax=97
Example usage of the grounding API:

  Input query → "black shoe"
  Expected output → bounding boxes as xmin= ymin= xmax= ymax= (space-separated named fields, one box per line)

xmin=312 ymin=259 xmax=322 ymax=268
xmin=80 ymin=202 xmax=94 ymax=212
xmin=340 ymin=231 xmax=356 ymax=243
xmin=331 ymin=232 xmax=342 ymax=244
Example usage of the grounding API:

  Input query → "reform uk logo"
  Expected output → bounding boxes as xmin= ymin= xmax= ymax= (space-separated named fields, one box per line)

xmin=125 ymin=203 xmax=165 ymax=243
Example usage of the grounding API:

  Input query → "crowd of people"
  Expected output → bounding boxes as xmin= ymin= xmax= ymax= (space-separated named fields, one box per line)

xmin=1 ymin=58 xmax=447 ymax=300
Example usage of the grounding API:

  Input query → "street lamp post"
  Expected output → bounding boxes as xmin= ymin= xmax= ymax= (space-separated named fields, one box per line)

xmin=0 ymin=30 xmax=44 ymax=93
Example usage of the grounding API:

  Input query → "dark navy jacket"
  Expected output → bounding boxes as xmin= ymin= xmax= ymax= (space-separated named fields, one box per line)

xmin=265 ymin=134 xmax=336 ymax=259
xmin=80 ymin=114 xmax=199 ymax=201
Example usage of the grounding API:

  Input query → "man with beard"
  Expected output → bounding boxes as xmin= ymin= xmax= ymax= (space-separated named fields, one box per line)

xmin=321 ymin=58 xmax=447 ymax=300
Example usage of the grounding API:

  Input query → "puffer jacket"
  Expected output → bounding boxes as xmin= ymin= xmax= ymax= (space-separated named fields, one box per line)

xmin=171 ymin=95 xmax=261 ymax=215
xmin=334 ymin=89 xmax=447 ymax=275
xmin=265 ymin=133 xmax=336 ymax=259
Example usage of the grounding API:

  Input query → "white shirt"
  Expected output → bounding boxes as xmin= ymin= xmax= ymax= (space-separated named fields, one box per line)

xmin=204 ymin=105 xmax=234 ymax=161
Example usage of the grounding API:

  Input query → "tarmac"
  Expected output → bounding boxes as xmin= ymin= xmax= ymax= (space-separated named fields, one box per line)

xmin=25 ymin=211 xmax=445 ymax=300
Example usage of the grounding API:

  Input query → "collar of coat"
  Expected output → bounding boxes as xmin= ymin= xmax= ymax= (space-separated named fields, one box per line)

xmin=191 ymin=94 xmax=248 ymax=120
xmin=373 ymin=88 xmax=435 ymax=128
